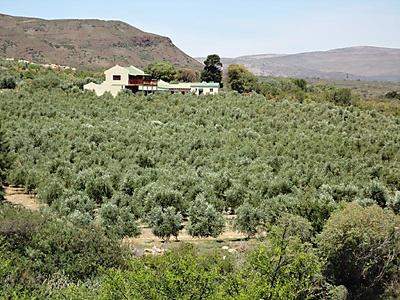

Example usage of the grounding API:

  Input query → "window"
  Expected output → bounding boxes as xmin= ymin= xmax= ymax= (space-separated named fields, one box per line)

xmin=210 ymin=88 xmax=214 ymax=93
xmin=113 ymin=75 xmax=121 ymax=81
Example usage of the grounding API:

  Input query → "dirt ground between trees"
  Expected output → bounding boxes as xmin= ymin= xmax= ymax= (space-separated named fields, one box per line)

xmin=4 ymin=186 xmax=44 ymax=211
xmin=124 ymin=220 xmax=247 ymax=252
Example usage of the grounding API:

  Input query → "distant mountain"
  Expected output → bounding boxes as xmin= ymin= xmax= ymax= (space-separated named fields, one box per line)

xmin=198 ymin=47 xmax=400 ymax=82
xmin=0 ymin=13 xmax=202 ymax=70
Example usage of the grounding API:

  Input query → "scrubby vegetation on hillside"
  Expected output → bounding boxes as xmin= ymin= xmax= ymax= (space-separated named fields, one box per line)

xmin=1 ymin=58 xmax=400 ymax=299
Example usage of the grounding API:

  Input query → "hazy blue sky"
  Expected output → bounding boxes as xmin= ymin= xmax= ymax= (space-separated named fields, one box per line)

xmin=1 ymin=0 xmax=399 ymax=57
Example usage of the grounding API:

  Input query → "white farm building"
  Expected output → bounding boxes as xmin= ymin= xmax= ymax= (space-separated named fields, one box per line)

xmin=84 ymin=65 xmax=220 ymax=97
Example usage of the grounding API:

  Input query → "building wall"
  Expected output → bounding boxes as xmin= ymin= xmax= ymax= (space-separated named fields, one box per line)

xmin=191 ymin=86 xmax=219 ymax=95
xmin=104 ymin=65 xmax=129 ymax=85
xmin=84 ymin=82 xmax=123 ymax=97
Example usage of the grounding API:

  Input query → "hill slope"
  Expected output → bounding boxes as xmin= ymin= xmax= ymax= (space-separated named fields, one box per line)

xmin=0 ymin=13 xmax=202 ymax=69
xmin=212 ymin=47 xmax=400 ymax=82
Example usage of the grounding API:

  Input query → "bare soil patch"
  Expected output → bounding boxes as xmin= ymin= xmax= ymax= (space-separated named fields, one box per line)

xmin=124 ymin=220 xmax=248 ymax=254
xmin=3 ymin=186 xmax=44 ymax=211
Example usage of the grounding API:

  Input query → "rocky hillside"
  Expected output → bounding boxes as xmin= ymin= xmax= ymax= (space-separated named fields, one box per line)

xmin=0 ymin=13 xmax=202 ymax=70
xmin=205 ymin=47 xmax=400 ymax=82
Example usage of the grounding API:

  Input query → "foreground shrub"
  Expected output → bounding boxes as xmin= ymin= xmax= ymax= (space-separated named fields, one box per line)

xmin=0 ymin=204 xmax=44 ymax=252
xmin=230 ymin=223 xmax=323 ymax=299
xmin=318 ymin=202 xmax=400 ymax=299
xmin=28 ymin=219 xmax=126 ymax=281
xmin=99 ymin=244 xmax=231 ymax=300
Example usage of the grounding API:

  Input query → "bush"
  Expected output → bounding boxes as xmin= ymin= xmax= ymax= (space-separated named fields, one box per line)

xmin=82 ymin=169 xmax=113 ymax=203
xmin=318 ymin=202 xmax=400 ymax=299
xmin=0 ymin=205 xmax=44 ymax=252
xmin=37 ymin=178 xmax=64 ymax=205
xmin=231 ymin=222 xmax=323 ymax=299
xmin=388 ymin=191 xmax=400 ymax=214
xmin=99 ymin=244 xmax=231 ymax=299
xmin=187 ymin=194 xmax=224 ymax=238
xmin=28 ymin=75 xmax=62 ymax=90
xmin=147 ymin=206 xmax=182 ymax=241
xmin=385 ymin=91 xmax=400 ymax=100
xmin=52 ymin=191 xmax=96 ymax=220
xmin=28 ymin=219 xmax=126 ymax=281
xmin=111 ymin=191 xmax=143 ymax=219
xmin=0 ymin=131 xmax=11 ymax=199
xmin=292 ymin=78 xmax=307 ymax=91
xmin=364 ymin=180 xmax=389 ymax=208
xmin=326 ymin=88 xmax=352 ymax=106
xmin=0 ymin=76 xmax=17 ymax=89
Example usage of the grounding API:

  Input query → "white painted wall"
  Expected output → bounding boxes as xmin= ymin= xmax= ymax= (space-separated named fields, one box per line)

xmin=190 ymin=86 xmax=219 ymax=95
xmin=84 ymin=82 xmax=123 ymax=97
xmin=104 ymin=65 xmax=129 ymax=85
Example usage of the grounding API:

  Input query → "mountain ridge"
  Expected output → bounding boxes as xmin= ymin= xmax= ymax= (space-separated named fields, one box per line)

xmin=197 ymin=46 xmax=400 ymax=82
xmin=0 ymin=13 xmax=202 ymax=70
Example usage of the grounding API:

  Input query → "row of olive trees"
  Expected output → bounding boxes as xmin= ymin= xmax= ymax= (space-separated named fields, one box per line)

xmin=147 ymin=194 xmax=224 ymax=241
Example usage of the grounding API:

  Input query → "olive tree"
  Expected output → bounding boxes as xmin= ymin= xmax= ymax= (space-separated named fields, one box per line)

xmin=234 ymin=202 xmax=264 ymax=238
xmin=147 ymin=206 xmax=182 ymax=241
xmin=187 ymin=194 xmax=224 ymax=238
xmin=99 ymin=202 xmax=141 ymax=238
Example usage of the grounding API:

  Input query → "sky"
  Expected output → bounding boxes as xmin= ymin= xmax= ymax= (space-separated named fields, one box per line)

xmin=1 ymin=0 xmax=399 ymax=57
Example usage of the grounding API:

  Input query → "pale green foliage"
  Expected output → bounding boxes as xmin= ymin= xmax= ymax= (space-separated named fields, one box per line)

xmin=233 ymin=224 xmax=323 ymax=299
xmin=148 ymin=206 xmax=182 ymax=241
xmin=318 ymin=202 xmax=400 ymax=299
xmin=227 ymin=64 xmax=257 ymax=93
xmin=234 ymin=202 xmax=264 ymax=238
xmin=277 ymin=213 xmax=313 ymax=243
xmin=145 ymin=61 xmax=176 ymax=82
xmin=187 ymin=194 xmax=224 ymax=238
xmin=1 ymin=88 xmax=399 ymax=238
xmin=99 ymin=202 xmax=140 ymax=238
xmin=97 ymin=245 xmax=230 ymax=300
xmin=364 ymin=180 xmax=390 ymax=208
xmin=388 ymin=191 xmax=400 ymax=214
xmin=325 ymin=87 xmax=353 ymax=106
xmin=110 ymin=191 xmax=143 ymax=219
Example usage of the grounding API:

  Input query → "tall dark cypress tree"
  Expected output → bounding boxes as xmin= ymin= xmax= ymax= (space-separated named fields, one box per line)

xmin=200 ymin=54 xmax=223 ymax=86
